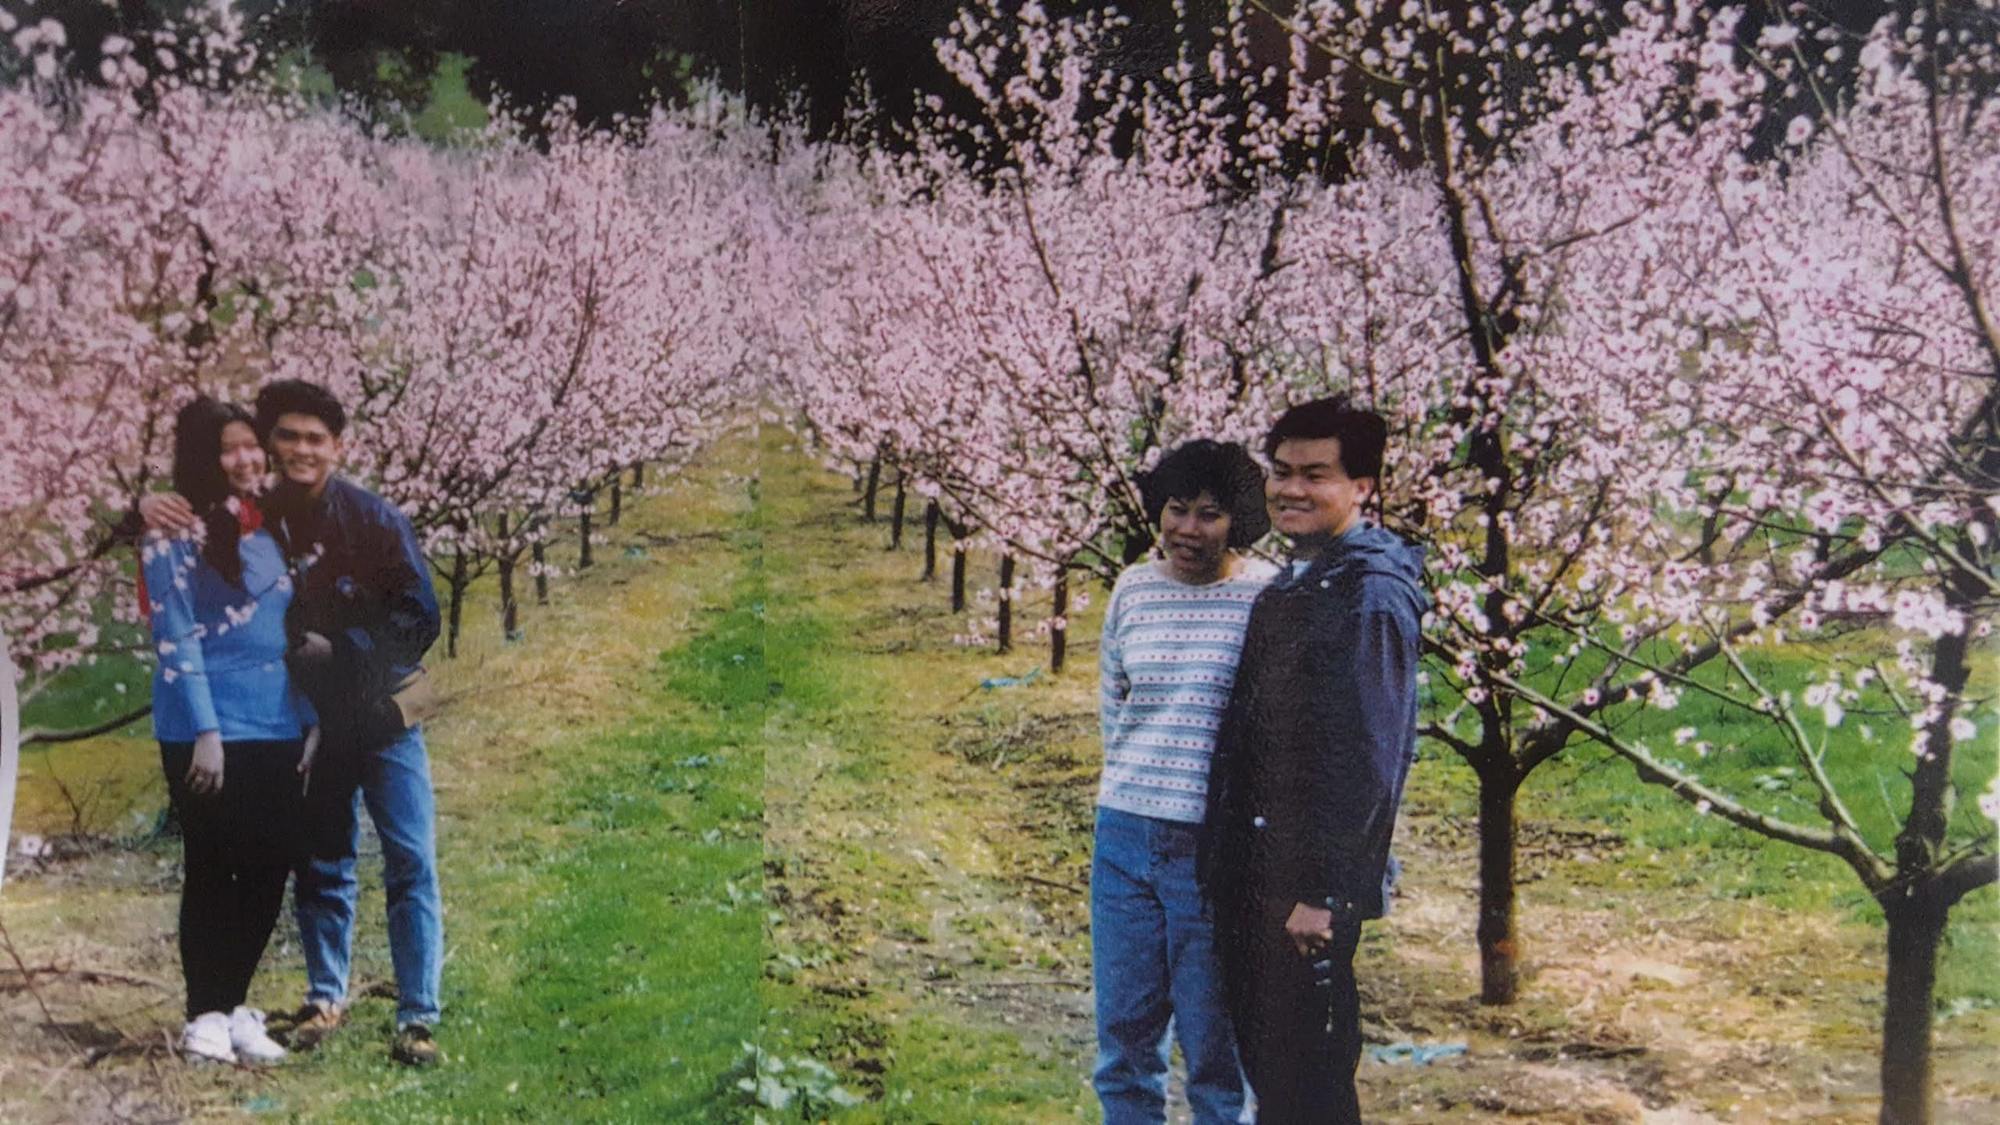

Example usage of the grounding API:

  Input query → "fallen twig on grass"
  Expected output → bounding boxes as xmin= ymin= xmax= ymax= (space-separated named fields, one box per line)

xmin=0 ymin=915 xmax=72 ymax=1041
xmin=433 ymin=674 xmax=593 ymax=710
xmin=0 ymin=963 xmax=170 ymax=992
xmin=0 ymin=913 xmax=140 ymax=1108
xmin=1017 ymin=873 xmax=1083 ymax=895
xmin=632 ymin=529 xmax=729 ymax=548
xmin=959 ymin=977 xmax=1090 ymax=990
xmin=83 ymin=1029 xmax=167 ymax=1068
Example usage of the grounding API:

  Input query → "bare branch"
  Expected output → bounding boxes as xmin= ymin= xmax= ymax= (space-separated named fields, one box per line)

xmin=1481 ymin=662 xmax=1894 ymax=889
xmin=1939 ymin=849 xmax=1998 ymax=908
xmin=22 ymin=705 xmax=153 ymax=746
xmin=1716 ymin=640 xmax=1870 ymax=848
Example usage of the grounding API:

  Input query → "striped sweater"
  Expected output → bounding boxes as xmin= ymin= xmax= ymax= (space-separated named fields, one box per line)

xmin=1098 ymin=558 xmax=1277 ymax=823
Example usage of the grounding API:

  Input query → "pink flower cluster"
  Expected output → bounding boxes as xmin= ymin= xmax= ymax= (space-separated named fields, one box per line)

xmin=1 ymin=17 xmax=750 ymax=696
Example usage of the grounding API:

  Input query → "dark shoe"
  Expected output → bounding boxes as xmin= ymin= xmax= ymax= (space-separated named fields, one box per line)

xmin=287 ymin=1000 xmax=344 ymax=1051
xmin=392 ymin=1022 xmax=440 ymax=1067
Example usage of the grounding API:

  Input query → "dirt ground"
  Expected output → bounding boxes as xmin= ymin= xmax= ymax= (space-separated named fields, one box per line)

xmin=8 ymin=434 xmax=1998 ymax=1122
xmin=769 ymin=679 xmax=2000 ymax=1123
xmin=757 ymin=439 xmax=2000 ymax=1124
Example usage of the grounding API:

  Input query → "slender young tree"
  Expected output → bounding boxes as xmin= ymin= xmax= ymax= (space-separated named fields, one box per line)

xmin=1472 ymin=8 xmax=1996 ymax=1120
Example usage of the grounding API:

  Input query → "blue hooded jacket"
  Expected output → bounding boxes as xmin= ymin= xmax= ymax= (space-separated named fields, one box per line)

xmin=267 ymin=474 xmax=440 ymax=740
xmin=1204 ymin=521 xmax=1427 ymax=919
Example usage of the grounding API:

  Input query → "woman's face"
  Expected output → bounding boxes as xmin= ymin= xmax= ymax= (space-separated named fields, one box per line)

xmin=1159 ymin=491 xmax=1232 ymax=584
xmin=218 ymin=420 xmax=267 ymax=494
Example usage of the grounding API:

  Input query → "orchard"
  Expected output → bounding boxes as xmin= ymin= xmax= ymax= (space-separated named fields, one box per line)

xmin=2 ymin=2 xmax=1995 ymax=1122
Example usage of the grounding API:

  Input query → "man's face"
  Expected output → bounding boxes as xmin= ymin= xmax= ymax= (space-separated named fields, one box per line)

xmin=268 ymin=411 xmax=342 ymax=495
xmin=1267 ymin=436 xmax=1373 ymax=539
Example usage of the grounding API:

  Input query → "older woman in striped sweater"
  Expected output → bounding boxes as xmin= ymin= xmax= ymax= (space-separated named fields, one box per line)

xmin=1093 ymin=439 xmax=1273 ymax=1125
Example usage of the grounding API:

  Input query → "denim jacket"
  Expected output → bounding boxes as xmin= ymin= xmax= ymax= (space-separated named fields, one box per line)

xmin=270 ymin=475 xmax=440 ymax=726
xmin=1204 ymin=522 xmax=1427 ymax=920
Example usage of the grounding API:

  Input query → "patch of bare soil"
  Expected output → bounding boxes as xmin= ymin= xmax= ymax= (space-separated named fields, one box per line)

xmin=0 ymin=818 xmax=408 ymax=1122
xmin=1343 ymin=789 xmax=1994 ymax=1124
xmin=2 ymin=842 xmax=223 ymax=1124
xmin=767 ymin=588 xmax=1999 ymax=1123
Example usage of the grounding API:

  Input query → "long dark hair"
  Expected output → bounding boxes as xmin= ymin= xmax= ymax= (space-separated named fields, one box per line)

xmin=170 ymin=396 xmax=257 ymax=588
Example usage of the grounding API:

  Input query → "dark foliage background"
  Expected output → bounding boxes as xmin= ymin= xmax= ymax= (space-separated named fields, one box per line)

xmin=1 ymin=1 xmax=1898 ymax=157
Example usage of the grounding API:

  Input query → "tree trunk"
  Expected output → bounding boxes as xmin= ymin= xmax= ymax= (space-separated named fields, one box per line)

xmin=863 ymin=455 xmax=882 ymax=522
xmin=532 ymin=536 xmax=549 ymax=606
xmin=1476 ymin=763 xmax=1522 ymax=1005
xmin=496 ymin=510 xmax=520 ymax=636
xmin=889 ymin=471 xmax=907 ymax=549
xmin=631 ymin=462 xmax=645 ymax=489
xmin=609 ymin=475 xmax=623 ymax=527
xmin=1880 ymin=891 xmax=1946 ymax=1125
xmin=1879 ymin=621 xmax=1973 ymax=1124
xmin=497 ymin=515 xmax=518 ymax=640
xmin=1050 ymin=568 xmax=1069 ymax=673
xmin=498 ymin=555 xmax=519 ymax=640
xmin=946 ymin=515 xmax=969 ymax=611
xmin=578 ymin=490 xmax=595 ymax=570
xmin=923 ymin=500 xmax=940 ymax=581
xmin=997 ymin=554 xmax=1016 ymax=654
xmin=445 ymin=548 xmax=469 ymax=659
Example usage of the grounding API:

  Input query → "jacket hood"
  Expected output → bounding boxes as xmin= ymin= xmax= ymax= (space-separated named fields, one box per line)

xmin=1305 ymin=523 xmax=1429 ymax=616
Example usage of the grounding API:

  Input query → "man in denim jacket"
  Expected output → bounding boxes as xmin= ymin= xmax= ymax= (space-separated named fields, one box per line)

xmin=1205 ymin=397 xmax=1427 ymax=1124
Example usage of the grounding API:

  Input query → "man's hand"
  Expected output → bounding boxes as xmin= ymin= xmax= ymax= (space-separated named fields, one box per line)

xmin=1284 ymin=902 xmax=1336 ymax=959
xmin=292 ymin=631 xmax=334 ymax=670
xmin=139 ymin=492 xmax=198 ymax=533
xmin=186 ymin=730 xmax=224 ymax=795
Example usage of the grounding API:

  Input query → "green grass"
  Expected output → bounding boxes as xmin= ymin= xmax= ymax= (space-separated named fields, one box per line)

xmin=767 ymin=1004 xmax=1087 ymax=1123
xmin=17 ymin=640 xmax=149 ymax=736
xmin=752 ymin=427 xmax=1091 ymax=1120
xmin=254 ymin=464 xmax=770 ymax=1121
xmin=1410 ymin=626 xmax=2000 ymax=1010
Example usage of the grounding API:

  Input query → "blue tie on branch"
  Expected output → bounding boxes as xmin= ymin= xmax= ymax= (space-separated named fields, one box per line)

xmin=979 ymin=667 xmax=1041 ymax=691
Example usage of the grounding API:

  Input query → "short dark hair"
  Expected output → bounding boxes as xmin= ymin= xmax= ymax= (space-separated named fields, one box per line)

xmin=255 ymin=379 xmax=347 ymax=439
xmin=1263 ymin=394 xmax=1387 ymax=481
xmin=1138 ymin=439 xmax=1270 ymax=550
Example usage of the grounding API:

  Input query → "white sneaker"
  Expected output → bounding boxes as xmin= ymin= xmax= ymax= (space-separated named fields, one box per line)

xmin=228 ymin=1006 xmax=287 ymax=1065
xmin=181 ymin=1010 xmax=236 ymax=1064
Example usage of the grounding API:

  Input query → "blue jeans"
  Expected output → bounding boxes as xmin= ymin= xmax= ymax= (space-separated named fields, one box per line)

xmin=1091 ymin=806 xmax=1248 ymax=1125
xmin=296 ymin=725 xmax=442 ymax=1027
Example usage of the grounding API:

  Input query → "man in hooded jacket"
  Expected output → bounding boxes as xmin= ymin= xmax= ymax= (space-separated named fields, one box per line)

xmin=1204 ymin=396 xmax=1427 ymax=1124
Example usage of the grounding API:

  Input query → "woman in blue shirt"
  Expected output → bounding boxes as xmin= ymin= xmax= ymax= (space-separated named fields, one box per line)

xmin=144 ymin=397 xmax=318 ymax=1066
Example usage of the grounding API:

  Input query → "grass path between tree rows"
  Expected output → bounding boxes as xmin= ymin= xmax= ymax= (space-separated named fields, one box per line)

xmin=4 ymin=420 xmax=1996 ymax=1122
xmin=753 ymin=424 xmax=2000 ymax=1125
xmin=5 ymin=427 xmax=768 ymax=1121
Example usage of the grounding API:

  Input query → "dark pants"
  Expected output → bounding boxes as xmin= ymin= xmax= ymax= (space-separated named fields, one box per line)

xmin=161 ymin=739 xmax=307 ymax=1019
xmin=1224 ymin=894 xmax=1364 ymax=1125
